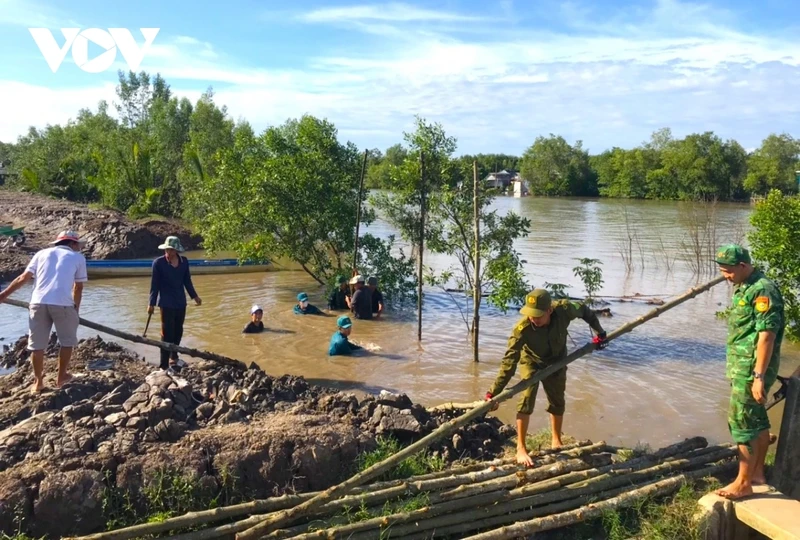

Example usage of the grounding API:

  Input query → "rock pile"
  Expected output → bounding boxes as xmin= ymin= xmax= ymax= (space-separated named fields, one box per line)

xmin=0 ymin=336 xmax=514 ymax=537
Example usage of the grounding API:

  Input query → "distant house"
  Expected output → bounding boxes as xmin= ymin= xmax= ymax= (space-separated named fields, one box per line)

xmin=484 ymin=169 xmax=521 ymax=189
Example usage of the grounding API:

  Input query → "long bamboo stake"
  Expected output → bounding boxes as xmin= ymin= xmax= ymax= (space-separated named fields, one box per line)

xmin=279 ymin=450 xmax=734 ymax=540
xmin=3 ymin=298 xmax=246 ymax=369
xmin=236 ymin=275 xmax=725 ymax=539
xmin=417 ymin=151 xmax=425 ymax=342
xmin=472 ymin=159 xmax=480 ymax=363
xmin=462 ymin=461 xmax=737 ymax=540
xmin=351 ymin=149 xmax=368 ymax=272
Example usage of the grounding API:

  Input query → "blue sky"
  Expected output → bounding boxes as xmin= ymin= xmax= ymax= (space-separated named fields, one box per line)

xmin=1 ymin=0 xmax=799 ymax=155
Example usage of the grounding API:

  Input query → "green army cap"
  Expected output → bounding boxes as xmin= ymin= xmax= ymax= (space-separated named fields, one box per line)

xmin=336 ymin=275 xmax=347 ymax=284
xmin=520 ymin=289 xmax=552 ymax=318
xmin=715 ymin=244 xmax=751 ymax=266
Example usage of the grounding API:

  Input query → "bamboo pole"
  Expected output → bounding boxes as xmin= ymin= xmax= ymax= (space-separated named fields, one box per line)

xmin=462 ymin=462 xmax=737 ymax=540
xmin=235 ymin=276 xmax=726 ymax=539
xmin=3 ymin=298 xmax=246 ymax=369
xmin=417 ymin=151 xmax=425 ymax=342
xmin=278 ymin=451 xmax=735 ymax=540
xmin=351 ymin=149 xmax=368 ymax=272
xmin=472 ymin=159 xmax=480 ymax=363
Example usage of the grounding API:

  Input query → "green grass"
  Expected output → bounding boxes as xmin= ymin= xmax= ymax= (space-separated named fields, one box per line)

xmin=617 ymin=441 xmax=653 ymax=462
xmin=355 ymin=436 xmax=446 ymax=481
xmin=101 ymin=465 xmax=242 ymax=533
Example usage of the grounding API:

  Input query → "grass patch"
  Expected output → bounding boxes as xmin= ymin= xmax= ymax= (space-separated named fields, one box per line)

xmin=102 ymin=465 xmax=242 ymax=533
xmin=617 ymin=441 xmax=653 ymax=462
xmin=355 ymin=436 xmax=445 ymax=481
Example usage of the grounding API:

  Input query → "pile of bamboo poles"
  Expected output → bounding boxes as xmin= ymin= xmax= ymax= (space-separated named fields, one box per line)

xmin=71 ymin=436 xmax=736 ymax=540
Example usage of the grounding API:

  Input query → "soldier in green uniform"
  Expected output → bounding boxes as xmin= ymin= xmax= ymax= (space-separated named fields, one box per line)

xmin=715 ymin=244 xmax=785 ymax=500
xmin=484 ymin=289 xmax=608 ymax=466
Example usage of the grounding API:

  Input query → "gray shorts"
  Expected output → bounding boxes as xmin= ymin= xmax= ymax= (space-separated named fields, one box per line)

xmin=28 ymin=304 xmax=80 ymax=350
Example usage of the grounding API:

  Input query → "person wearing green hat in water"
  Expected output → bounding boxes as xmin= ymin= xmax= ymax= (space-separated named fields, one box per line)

xmin=328 ymin=275 xmax=351 ymax=310
xmin=714 ymin=243 xmax=785 ymax=500
xmin=294 ymin=292 xmax=323 ymax=315
xmin=328 ymin=316 xmax=363 ymax=356
xmin=484 ymin=288 xmax=608 ymax=467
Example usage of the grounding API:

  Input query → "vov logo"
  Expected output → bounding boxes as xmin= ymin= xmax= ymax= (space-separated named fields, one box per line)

xmin=29 ymin=28 xmax=160 ymax=73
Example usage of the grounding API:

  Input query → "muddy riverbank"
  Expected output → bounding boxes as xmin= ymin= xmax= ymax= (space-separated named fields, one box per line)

xmin=0 ymin=335 xmax=512 ymax=538
xmin=0 ymin=190 xmax=202 ymax=283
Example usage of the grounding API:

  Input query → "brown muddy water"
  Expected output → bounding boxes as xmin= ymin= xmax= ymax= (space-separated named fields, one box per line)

xmin=1 ymin=197 xmax=797 ymax=448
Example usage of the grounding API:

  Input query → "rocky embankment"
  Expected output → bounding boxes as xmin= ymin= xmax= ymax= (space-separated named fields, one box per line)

xmin=0 ymin=191 xmax=202 ymax=283
xmin=0 ymin=336 xmax=513 ymax=538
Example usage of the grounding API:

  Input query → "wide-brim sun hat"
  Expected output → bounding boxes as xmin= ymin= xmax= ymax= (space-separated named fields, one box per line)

xmin=158 ymin=235 xmax=185 ymax=252
xmin=50 ymin=230 xmax=86 ymax=246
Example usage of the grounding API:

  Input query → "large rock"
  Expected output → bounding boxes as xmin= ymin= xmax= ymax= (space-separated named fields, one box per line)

xmin=32 ymin=469 xmax=105 ymax=537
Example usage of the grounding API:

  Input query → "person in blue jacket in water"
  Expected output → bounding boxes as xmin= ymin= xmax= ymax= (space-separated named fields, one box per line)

xmin=294 ymin=292 xmax=323 ymax=315
xmin=329 ymin=316 xmax=363 ymax=356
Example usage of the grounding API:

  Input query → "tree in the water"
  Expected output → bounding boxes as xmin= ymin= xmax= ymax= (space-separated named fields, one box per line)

xmin=188 ymin=115 xmax=416 ymax=303
xmin=425 ymin=160 xmax=531 ymax=354
xmin=749 ymin=189 xmax=800 ymax=341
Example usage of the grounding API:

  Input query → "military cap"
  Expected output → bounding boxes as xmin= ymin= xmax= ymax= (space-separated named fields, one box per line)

xmin=336 ymin=275 xmax=347 ymax=284
xmin=297 ymin=292 xmax=309 ymax=302
xmin=367 ymin=276 xmax=378 ymax=286
xmin=337 ymin=315 xmax=353 ymax=328
xmin=520 ymin=289 xmax=552 ymax=318
xmin=715 ymin=244 xmax=751 ymax=266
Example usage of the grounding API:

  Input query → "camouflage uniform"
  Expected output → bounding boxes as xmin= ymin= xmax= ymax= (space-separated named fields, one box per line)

xmin=718 ymin=245 xmax=785 ymax=445
xmin=489 ymin=289 xmax=605 ymax=415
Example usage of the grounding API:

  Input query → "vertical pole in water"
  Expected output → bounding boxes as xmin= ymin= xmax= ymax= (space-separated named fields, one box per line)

xmin=417 ymin=151 xmax=425 ymax=342
xmin=472 ymin=160 xmax=480 ymax=363
xmin=352 ymin=149 xmax=368 ymax=273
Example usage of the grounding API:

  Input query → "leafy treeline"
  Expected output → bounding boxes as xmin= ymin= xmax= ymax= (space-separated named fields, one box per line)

xmin=367 ymin=129 xmax=800 ymax=200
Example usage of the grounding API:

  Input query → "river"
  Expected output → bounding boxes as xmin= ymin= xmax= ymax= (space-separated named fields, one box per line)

xmin=1 ymin=197 xmax=797 ymax=449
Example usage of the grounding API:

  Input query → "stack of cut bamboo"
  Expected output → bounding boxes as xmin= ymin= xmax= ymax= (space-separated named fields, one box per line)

xmin=74 ymin=436 xmax=736 ymax=540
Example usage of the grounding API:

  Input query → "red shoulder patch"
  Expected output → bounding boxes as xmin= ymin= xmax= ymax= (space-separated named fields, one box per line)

xmin=755 ymin=296 xmax=770 ymax=313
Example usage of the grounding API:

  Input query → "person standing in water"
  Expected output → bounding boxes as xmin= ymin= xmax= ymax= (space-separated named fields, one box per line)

xmin=148 ymin=236 xmax=201 ymax=371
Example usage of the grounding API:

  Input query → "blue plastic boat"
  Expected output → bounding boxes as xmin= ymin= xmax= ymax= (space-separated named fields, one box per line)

xmin=86 ymin=258 xmax=271 ymax=278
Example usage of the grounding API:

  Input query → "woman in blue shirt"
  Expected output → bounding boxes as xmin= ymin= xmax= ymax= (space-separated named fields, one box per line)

xmin=147 ymin=236 xmax=201 ymax=371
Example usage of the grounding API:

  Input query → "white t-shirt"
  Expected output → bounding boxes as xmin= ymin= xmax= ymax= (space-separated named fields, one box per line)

xmin=25 ymin=246 xmax=88 ymax=306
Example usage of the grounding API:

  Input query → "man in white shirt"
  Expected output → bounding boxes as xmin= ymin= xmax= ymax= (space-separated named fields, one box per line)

xmin=0 ymin=230 xmax=88 ymax=392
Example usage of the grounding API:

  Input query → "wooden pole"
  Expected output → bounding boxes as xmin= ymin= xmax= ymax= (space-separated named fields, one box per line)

xmin=352 ymin=149 xmax=368 ymax=273
xmin=472 ymin=160 xmax=480 ymax=363
xmin=771 ymin=374 xmax=800 ymax=498
xmin=417 ymin=151 xmax=425 ymax=342
xmin=3 ymin=298 xmax=246 ymax=369
xmin=235 ymin=275 xmax=726 ymax=539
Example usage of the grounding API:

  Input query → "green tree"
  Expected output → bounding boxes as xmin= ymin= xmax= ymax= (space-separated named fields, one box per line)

xmin=595 ymin=147 xmax=658 ymax=199
xmin=425 ymin=166 xmax=531 ymax=341
xmin=749 ymin=190 xmax=800 ymax=341
xmin=744 ymin=134 xmax=800 ymax=195
xmin=520 ymin=135 xmax=596 ymax=196
xmin=189 ymin=115 xmax=416 ymax=302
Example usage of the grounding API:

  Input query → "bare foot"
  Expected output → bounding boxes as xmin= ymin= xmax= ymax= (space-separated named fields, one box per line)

xmin=716 ymin=480 xmax=753 ymax=500
xmin=551 ymin=438 xmax=563 ymax=450
xmin=56 ymin=373 xmax=74 ymax=388
xmin=516 ymin=448 xmax=534 ymax=467
xmin=30 ymin=379 xmax=46 ymax=394
xmin=751 ymin=474 xmax=767 ymax=486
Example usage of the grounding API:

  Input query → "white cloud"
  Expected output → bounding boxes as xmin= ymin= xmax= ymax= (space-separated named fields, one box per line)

xmin=297 ymin=3 xmax=482 ymax=23
xmin=1 ymin=0 xmax=799 ymax=155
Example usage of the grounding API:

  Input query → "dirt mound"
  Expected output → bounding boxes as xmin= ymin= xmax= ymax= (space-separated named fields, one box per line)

xmin=0 ymin=336 xmax=514 ymax=537
xmin=0 ymin=191 xmax=202 ymax=282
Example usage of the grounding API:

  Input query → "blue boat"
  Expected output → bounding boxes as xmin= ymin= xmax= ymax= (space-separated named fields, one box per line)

xmin=86 ymin=258 xmax=272 ymax=278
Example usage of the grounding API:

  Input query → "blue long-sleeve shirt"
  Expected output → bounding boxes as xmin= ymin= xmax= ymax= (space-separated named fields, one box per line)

xmin=328 ymin=331 xmax=362 ymax=356
xmin=149 ymin=255 xmax=198 ymax=309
